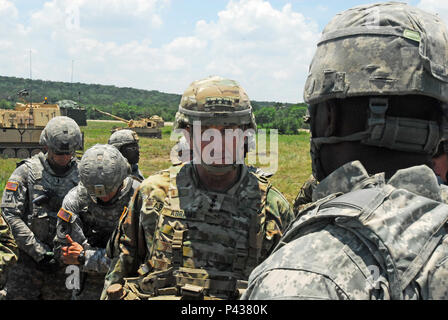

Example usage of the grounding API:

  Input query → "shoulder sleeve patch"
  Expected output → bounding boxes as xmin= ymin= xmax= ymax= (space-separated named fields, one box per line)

xmin=57 ymin=208 xmax=73 ymax=223
xmin=5 ymin=181 xmax=19 ymax=192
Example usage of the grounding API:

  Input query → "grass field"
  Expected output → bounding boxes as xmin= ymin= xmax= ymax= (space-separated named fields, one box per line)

xmin=0 ymin=121 xmax=312 ymax=205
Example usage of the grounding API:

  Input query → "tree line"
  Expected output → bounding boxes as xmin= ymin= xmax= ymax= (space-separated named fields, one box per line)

xmin=0 ymin=75 xmax=309 ymax=134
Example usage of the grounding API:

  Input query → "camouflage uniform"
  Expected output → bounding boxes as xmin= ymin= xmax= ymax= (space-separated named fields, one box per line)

xmin=0 ymin=213 xmax=18 ymax=299
xmin=243 ymin=3 xmax=448 ymax=300
xmin=102 ymin=76 xmax=293 ymax=300
xmin=243 ymin=161 xmax=448 ymax=299
xmin=54 ymin=144 xmax=140 ymax=300
xmin=1 ymin=116 xmax=82 ymax=300
xmin=108 ymin=129 xmax=144 ymax=182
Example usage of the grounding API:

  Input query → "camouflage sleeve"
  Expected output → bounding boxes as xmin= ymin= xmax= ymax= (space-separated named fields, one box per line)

xmin=54 ymin=186 xmax=87 ymax=254
xmin=1 ymin=164 xmax=50 ymax=262
xmin=54 ymin=186 xmax=112 ymax=274
xmin=242 ymin=269 xmax=348 ymax=300
xmin=261 ymin=186 xmax=294 ymax=260
xmin=0 ymin=213 xmax=18 ymax=289
xmin=101 ymin=187 xmax=144 ymax=299
xmin=102 ymin=172 xmax=168 ymax=300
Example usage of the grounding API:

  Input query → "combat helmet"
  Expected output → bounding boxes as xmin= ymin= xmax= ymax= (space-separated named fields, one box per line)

xmin=39 ymin=116 xmax=82 ymax=154
xmin=174 ymin=76 xmax=257 ymax=130
xmin=304 ymin=2 xmax=448 ymax=179
xmin=108 ymin=129 xmax=139 ymax=149
xmin=174 ymin=76 xmax=257 ymax=172
xmin=79 ymin=144 xmax=130 ymax=199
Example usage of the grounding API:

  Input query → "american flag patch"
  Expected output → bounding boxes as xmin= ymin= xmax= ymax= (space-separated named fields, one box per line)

xmin=5 ymin=181 xmax=19 ymax=192
xmin=57 ymin=208 xmax=73 ymax=223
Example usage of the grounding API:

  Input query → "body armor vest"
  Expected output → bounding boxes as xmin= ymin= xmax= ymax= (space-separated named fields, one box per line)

xmin=81 ymin=178 xmax=138 ymax=248
xmin=25 ymin=153 xmax=79 ymax=246
xmin=142 ymin=164 xmax=270 ymax=298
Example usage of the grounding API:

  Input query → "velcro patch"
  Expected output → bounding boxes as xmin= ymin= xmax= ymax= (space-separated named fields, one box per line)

xmin=5 ymin=181 xmax=19 ymax=192
xmin=57 ymin=208 xmax=73 ymax=223
xmin=119 ymin=206 xmax=128 ymax=222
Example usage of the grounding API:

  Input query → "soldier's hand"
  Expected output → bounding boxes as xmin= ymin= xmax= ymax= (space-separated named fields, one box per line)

xmin=61 ymin=234 xmax=84 ymax=265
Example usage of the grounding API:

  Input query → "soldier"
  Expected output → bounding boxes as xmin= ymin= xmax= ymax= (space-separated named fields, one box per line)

xmin=0 ymin=213 xmax=18 ymax=299
xmin=242 ymin=2 xmax=448 ymax=300
xmin=432 ymin=140 xmax=448 ymax=184
xmin=108 ymin=129 xmax=144 ymax=182
xmin=101 ymin=76 xmax=294 ymax=300
xmin=1 ymin=116 xmax=82 ymax=300
xmin=54 ymin=144 xmax=140 ymax=300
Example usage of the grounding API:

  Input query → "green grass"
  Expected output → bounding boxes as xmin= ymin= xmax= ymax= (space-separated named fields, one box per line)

xmin=0 ymin=121 xmax=311 ymax=204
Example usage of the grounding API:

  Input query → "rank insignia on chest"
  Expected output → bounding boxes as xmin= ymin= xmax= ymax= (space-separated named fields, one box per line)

xmin=5 ymin=181 xmax=19 ymax=192
xmin=57 ymin=208 xmax=73 ymax=223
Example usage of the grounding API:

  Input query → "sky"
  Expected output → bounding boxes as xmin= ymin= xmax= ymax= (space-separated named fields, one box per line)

xmin=0 ymin=0 xmax=445 ymax=103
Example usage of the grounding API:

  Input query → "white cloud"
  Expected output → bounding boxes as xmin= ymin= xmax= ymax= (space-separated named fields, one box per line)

xmin=1 ymin=0 xmax=320 ymax=103
xmin=417 ymin=0 xmax=448 ymax=25
xmin=188 ymin=0 xmax=320 ymax=102
xmin=0 ymin=0 xmax=17 ymax=17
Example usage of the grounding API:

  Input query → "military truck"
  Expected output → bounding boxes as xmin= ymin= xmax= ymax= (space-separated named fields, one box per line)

xmin=93 ymin=108 xmax=163 ymax=139
xmin=0 ymin=101 xmax=84 ymax=159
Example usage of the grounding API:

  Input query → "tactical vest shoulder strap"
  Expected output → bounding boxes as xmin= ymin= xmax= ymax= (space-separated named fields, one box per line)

xmin=244 ymin=171 xmax=271 ymax=274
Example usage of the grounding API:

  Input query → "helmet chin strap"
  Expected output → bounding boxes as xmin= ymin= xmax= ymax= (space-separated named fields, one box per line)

xmin=311 ymin=97 xmax=444 ymax=181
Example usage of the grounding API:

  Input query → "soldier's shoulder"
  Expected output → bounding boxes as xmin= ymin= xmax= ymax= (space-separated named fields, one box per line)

xmin=138 ymin=167 xmax=173 ymax=196
xmin=63 ymin=184 xmax=88 ymax=205
xmin=266 ymin=186 xmax=290 ymax=208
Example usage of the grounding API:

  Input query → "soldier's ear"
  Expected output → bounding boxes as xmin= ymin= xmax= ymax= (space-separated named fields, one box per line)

xmin=313 ymin=100 xmax=338 ymax=138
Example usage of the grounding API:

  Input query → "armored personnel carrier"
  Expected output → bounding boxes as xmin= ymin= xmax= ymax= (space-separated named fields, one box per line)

xmin=0 ymin=100 xmax=83 ymax=158
xmin=93 ymin=108 xmax=163 ymax=138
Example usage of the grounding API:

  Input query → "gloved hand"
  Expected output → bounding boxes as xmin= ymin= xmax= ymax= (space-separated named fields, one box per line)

xmin=37 ymin=251 xmax=59 ymax=273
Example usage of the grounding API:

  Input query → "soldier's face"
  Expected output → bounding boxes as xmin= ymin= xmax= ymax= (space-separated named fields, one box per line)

xmin=120 ymin=143 xmax=140 ymax=165
xmin=47 ymin=149 xmax=73 ymax=168
xmin=432 ymin=153 xmax=448 ymax=183
xmin=98 ymin=186 xmax=120 ymax=202
xmin=190 ymin=124 xmax=245 ymax=165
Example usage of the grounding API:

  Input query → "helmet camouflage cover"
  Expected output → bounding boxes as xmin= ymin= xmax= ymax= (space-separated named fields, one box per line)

xmin=39 ymin=116 xmax=82 ymax=153
xmin=108 ymin=129 xmax=139 ymax=149
xmin=174 ymin=76 xmax=257 ymax=130
xmin=304 ymin=2 xmax=448 ymax=105
xmin=79 ymin=144 xmax=130 ymax=198
xmin=305 ymin=2 xmax=448 ymax=180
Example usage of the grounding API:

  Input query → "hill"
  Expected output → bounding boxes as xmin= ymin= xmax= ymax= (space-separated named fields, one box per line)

xmin=0 ymin=75 xmax=308 ymax=132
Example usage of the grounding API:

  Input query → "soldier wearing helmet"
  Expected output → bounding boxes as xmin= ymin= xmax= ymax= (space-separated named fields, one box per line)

xmin=54 ymin=144 xmax=140 ymax=300
xmin=1 ymin=116 xmax=82 ymax=300
xmin=101 ymin=76 xmax=293 ymax=300
xmin=243 ymin=2 xmax=448 ymax=300
xmin=108 ymin=129 xmax=144 ymax=182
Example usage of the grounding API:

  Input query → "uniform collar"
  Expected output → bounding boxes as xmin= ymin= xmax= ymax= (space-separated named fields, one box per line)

xmin=190 ymin=163 xmax=248 ymax=196
xmin=41 ymin=152 xmax=77 ymax=177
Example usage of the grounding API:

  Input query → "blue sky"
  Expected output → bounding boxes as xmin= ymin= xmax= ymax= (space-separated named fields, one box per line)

xmin=0 ymin=0 xmax=443 ymax=103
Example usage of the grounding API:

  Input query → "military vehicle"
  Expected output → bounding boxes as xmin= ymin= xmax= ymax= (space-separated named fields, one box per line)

xmin=57 ymin=99 xmax=87 ymax=126
xmin=0 ymin=100 xmax=84 ymax=159
xmin=93 ymin=108 xmax=163 ymax=139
